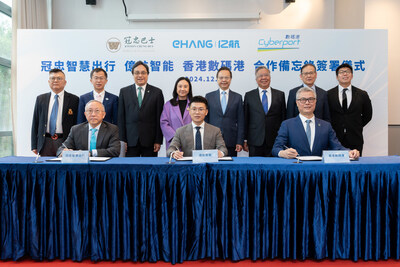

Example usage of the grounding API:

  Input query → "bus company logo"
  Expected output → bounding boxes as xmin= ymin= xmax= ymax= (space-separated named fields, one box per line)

xmin=257 ymin=34 xmax=301 ymax=52
xmin=106 ymin=38 xmax=121 ymax=53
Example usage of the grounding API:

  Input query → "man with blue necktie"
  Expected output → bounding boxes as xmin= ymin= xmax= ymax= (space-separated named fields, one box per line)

xmin=243 ymin=66 xmax=286 ymax=156
xmin=57 ymin=100 xmax=120 ymax=157
xmin=272 ymin=87 xmax=359 ymax=159
xmin=31 ymin=69 xmax=79 ymax=156
xmin=205 ymin=67 xmax=244 ymax=157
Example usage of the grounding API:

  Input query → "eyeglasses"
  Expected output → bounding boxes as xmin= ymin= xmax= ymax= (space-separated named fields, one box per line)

xmin=301 ymin=71 xmax=316 ymax=76
xmin=338 ymin=70 xmax=351 ymax=75
xmin=92 ymin=76 xmax=106 ymax=81
xmin=297 ymin=97 xmax=316 ymax=104
xmin=190 ymin=107 xmax=207 ymax=113
xmin=85 ymin=109 xmax=103 ymax=114
xmin=217 ymin=76 xmax=231 ymax=80
xmin=256 ymin=74 xmax=270 ymax=79
xmin=49 ymin=77 xmax=64 ymax=81
xmin=133 ymin=71 xmax=148 ymax=76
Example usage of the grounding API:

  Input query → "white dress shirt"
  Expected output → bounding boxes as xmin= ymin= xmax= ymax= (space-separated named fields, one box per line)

xmin=299 ymin=114 xmax=315 ymax=150
xmin=135 ymin=84 xmax=147 ymax=98
xmin=93 ymin=90 xmax=105 ymax=103
xmin=338 ymin=85 xmax=352 ymax=108
xmin=47 ymin=90 xmax=64 ymax=134
xmin=258 ymin=87 xmax=272 ymax=110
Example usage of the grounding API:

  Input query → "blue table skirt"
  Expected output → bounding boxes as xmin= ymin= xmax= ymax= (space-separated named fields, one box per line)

xmin=0 ymin=156 xmax=400 ymax=263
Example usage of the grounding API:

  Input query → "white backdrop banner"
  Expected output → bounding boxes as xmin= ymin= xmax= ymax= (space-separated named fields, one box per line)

xmin=17 ymin=29 xmax=388 ymax=156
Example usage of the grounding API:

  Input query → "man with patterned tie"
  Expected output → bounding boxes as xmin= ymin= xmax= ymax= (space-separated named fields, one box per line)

xmin=31 ymin=69 xmax=79 ymax=156
xmin=77 ymin=68 xmax=118 ymax=124
xmin=272 ymin=87 xmax=359 ymax=159
xmin=166 ymin=96 xmax=227 ymax=159
xmin=205 ymin=67 xmax=244 ymax=157
xmin=118 ymin=61 xmax=164 ymax=157
xmin=327 ymin=63 xmax=373 ymax=155
xmin=57 ymin=100 xmax=120 ymax=157
xmin=243 ymin=66 xmax=286 ymax=156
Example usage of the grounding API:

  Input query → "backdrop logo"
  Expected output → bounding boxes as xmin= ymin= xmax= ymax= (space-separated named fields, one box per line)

xmin=123 ymin=35 xmax=155 ymax=49
xmin=172 ymin=39 xmax=240 ymax=49
xmin=258 ymin=34 xmax=301 ymax=52
xmin=106 ymin=38 xmax=121 ymax=52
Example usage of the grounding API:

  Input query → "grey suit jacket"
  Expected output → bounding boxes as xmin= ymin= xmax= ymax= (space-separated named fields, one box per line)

xmin=56 ymin=121 xmax=121 ymax=157
xmin=166 ymin=122 xmax=228 ymax=157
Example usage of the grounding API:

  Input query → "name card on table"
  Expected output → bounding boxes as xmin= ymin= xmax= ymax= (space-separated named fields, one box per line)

xmin=62 ymin=150 xmax=90 ymax=163
xmin=322 ymin=150 xmax=349 ymax=163
xmin=192 ymin=149 xmax=218 ymax=163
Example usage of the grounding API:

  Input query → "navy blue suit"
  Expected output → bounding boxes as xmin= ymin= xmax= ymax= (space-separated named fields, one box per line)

xmin=77 ymin=91 xmax=118 ymax=124
xmin=272 ymin=116 xmax=346 ymax=157
xmin=205 ymin=89 xmax=244 ymax=156
xmin=286 ymin=85 xmax=330 ymax=121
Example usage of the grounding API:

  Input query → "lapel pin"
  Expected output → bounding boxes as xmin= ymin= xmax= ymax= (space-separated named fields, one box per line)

xmin=68 ymin=109 xmax=73 ymax=115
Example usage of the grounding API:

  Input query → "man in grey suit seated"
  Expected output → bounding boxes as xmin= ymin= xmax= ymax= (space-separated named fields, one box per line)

xmin=167 ymin=96 xmax=228 ymax=159
xmin=57 ymin=100 xmax=121 ymax=157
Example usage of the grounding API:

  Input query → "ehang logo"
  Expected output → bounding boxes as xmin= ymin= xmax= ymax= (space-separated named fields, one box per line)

xmin=106 ymin=38 xmax=121 ymax=53
xmin=258 ymin=34 xmax=301 ymax=52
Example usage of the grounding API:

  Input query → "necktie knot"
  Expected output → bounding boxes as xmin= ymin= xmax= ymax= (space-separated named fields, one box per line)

xmin=195 ymin=126 xmax=201 ymax=132
xmin=90 ymin=128 xmax=98 ymax=134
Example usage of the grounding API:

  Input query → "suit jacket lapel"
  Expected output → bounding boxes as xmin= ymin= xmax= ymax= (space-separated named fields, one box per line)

xmin=295 ymin=116 xmax=311 ymax=154
xmin=62 ymin=91 xmax=70 ymax=121
xmin=82 ymin=123 xmax=89 ymax=149
xmin=348 ymin=87 xmax=358 ymax=111
xmin=312 ymin=119 xmax=322 ymax=153
xmin=141 ymin=85 xmax=152 ymax=109
xmin=44 ymin=92 xmax=51 ymax=119
xmin=172 ymin=101 xmax=184 ymax=124
xmin=182 ymin=101 xmax=190 ymax=122
xmin=186 ymin=124 xmax=194 ymax=151
xmin=97 ymin=123 xmax=106 ymax=148
xmin=252 ymin=89 xmax=264 ymax=113
xmin=332 ymin=86 xmax=342 ymax=111
xmin=131 ymin=85 xmax=140 ymax=107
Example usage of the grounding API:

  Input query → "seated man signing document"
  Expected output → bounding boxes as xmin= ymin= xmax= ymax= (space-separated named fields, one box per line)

xmin=272 ymin=87 xmax=359 ymax=159
xmin=167 ymin=96 xmax=228 ymax=159
xmin=57 ymin=100 xmax=121 ymax=157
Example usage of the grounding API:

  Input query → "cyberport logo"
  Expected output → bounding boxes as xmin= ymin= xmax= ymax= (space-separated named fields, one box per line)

xmin=258 ymin=34 xmax=301 ymax=52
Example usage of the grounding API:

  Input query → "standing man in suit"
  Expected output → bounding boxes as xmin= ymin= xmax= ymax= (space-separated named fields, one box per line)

xmin=57 ymin=100 xmax=120 ymax=157
xmin=77 ymin=68 xmax=118 ymax=124
xmin=286 ymin=63 xmax=330 ymax=121
xmin=272 ymin=87 xmax=359 ymax=159
xmin=243 ymin=66 xmax=286 ymax=157
xmin=118 ymin=61 xmax=164 ymax=157
xmin=31 ymin=69 xmax=79 ymax=156
xmin=167 ymin=96 xmax=227 ymax=159
xmin=205 ymin=67 xmax=244 ymax=156
xmin=327 ymin=63 xmax=373 ymax=154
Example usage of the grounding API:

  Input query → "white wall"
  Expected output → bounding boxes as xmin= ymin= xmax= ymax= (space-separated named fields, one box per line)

xmin=52 ymin=0 xmax=334 ymax=29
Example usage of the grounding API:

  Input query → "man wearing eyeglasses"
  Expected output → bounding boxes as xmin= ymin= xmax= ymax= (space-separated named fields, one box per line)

xmin=243 ymin=66 xmax=286 ymax=157
xmin=286 ymin=63 xmax=330 ymax=121
xmin=56 ymin=100 xmax=120 ymax=157
xmin=77 ymin=68 xmax=118 ymax=124
xmin=272 ymin=87 xmax=359 ymax=159
xmin=31 ymin=69 xmax=79 ymax=156
xmin=167 ymin=96 xmax=227 ymax=159
xmin=118 ymin=61 xmax=164 ymax=157
xmin=327 ymin=63 xmax=372 ymax=155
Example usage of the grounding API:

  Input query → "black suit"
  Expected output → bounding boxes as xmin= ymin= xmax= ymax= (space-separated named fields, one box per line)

xmin=286 ymin=85 xmax=330 ymax=121
xmin=31 ymin=91 xmax=79 ymax=155
xmin=244 ymin=88 xmax=286 ymax=156
xmin=118 ymin=83 xmax=164 ymax=156
xmin=327 ymin=85 xmax=372 ymax=153
xmin=56 ymin=121 xmax=121 ymax=157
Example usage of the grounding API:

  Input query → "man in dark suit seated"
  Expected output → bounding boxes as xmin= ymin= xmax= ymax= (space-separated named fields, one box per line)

xmin=272 ymin=87 xmax=359 ymax=159
xmin=77 ymin=68 xmax=118 ymax=124
xmin=167 ymin=96 xmax=228 ymax=159
xmin=205 ymin=67 xmax=244 ymax=157
xmin=57 ymin=100 xmax=120 ymax=157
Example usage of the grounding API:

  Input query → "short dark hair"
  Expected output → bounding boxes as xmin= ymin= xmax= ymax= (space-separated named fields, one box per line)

xmin=300 ymin=63 xmax=316 ymax=73
xmin=49 ymin=69 xmax=65 ymax=76
xmin=90 ymin=68 xmax=108 ymax=79
xmin=171 ymin=77 xmax=193 ymax=106
xmin=189 ymin=95 xmax=208 ymax=109
xmin=255 ymin=66 xmax=269 ymax=76
xmin=131 ymin=60 xmax=149 ymax=74
xmin=216 ymin=66 xmax=232 ymax=78
xmin=336 ymin=63 xmax=353 ymax=76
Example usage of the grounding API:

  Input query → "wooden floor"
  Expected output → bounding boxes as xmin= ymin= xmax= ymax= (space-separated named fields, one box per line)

xmin=1 ymin=259 xmax=399 ymax=267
